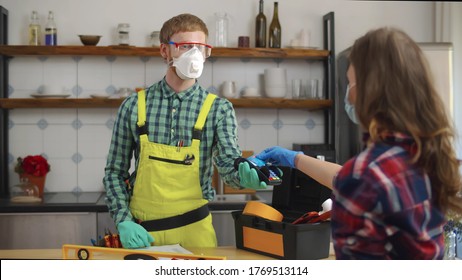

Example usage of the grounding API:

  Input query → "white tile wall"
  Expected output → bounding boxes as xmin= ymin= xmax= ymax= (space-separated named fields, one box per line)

xmin=112 ymin=57 xmax=146 ymax=90
xmin=7 ymin=55 xmax=326 ymax=193
xmin=9 ymin=57 xmax=43 ymax=97
xmin=78 ymin=57 xmax=112 ymax=97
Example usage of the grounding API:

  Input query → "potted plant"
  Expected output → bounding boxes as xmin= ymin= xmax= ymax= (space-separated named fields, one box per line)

xmin=14 ymin=155 xmax=51 ymax=197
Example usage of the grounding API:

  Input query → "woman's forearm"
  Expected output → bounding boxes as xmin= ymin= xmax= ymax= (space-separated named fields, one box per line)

xmin=294 ymin=154 xmax=342 ymax=189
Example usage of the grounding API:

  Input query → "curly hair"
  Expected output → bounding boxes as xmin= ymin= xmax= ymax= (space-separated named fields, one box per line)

xmin=159 ymin=13 xmax=208 ymax=44
xmin=349 ymin=27 xmax=462 ymax=214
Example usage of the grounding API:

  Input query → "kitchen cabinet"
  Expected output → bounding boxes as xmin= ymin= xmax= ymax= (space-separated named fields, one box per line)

xmin=0 ymin=212 xmax=97 ymax=249
xmin=0 ymin=211 xmax=237 ymax=249
xmin=0 ymin=12 xmax=335 ymax=196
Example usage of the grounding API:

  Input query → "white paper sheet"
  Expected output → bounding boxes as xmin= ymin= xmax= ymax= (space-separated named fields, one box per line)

xmin=136 ymin=244 xmax=193 ymax=255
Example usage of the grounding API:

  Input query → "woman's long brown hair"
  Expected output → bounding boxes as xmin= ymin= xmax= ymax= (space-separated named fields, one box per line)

xmin=350 ymin=27 xmax=462 ymax=215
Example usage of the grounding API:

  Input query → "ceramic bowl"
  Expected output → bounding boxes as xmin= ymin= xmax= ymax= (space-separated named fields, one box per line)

xmin=242 ymin=87 xmax=260 ymax=97
xmin=78 ymin=35 xmax=102 ymax=46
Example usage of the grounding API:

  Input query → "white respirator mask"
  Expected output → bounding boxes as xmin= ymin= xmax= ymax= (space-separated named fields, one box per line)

xmin=172 ymin=47 xmax=205 ymax=80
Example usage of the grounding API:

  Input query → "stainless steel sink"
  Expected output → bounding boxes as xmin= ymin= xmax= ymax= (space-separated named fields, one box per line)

xmin=211 ymin=194 xmax=264 ymax=203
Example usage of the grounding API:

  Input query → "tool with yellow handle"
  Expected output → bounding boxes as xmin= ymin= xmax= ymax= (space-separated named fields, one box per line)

xmin=62 ymin=244 xmax=226 ymax=260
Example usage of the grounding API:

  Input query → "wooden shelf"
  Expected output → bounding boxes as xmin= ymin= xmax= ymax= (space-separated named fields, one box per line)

xmin=0 ymin=45 xmax=329 ymax=59
xmin=0 ymin=98 xmax=123 ymax=108
xmin=0 ymin=98 xmax=332 ymax=110
xmin=228 ymin=98 xmax=332 ymax=109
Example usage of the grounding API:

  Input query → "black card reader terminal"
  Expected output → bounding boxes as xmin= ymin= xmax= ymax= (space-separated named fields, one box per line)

xmin=234 ymin=156 xmax=283 ymax=186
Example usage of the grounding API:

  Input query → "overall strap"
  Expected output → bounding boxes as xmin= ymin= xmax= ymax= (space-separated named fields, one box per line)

xmin=136 ymin=90 xmax=147 ymax=135
xmin=192 ymin=93 xmax=217 ymax=140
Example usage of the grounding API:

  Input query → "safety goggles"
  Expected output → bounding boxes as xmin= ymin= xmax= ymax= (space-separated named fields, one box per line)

xmin=168 ymin=41 xmax=213 ymax=58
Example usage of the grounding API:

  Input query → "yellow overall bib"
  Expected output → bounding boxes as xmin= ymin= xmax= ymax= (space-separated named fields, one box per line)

xmin=130 ymin=90 xmax=217 ymax=247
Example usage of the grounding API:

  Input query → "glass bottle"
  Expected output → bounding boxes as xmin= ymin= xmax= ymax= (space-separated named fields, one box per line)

xmin=255 ymin=0 xmax=267 ymax=48
xmin=268 ymin=2 xmax=281 ymax=48
xmin=214 ymin=12 xmax=228 ymax=47
xmin=117 ymin=23 xmax=130 ymax=46
xmin=45 ymin=11 xmax=57 ymax=46
xmin=444 ymin=231 xmax=456 ymax=260
xmin=29 ymin=11 xmax=41 ymax=46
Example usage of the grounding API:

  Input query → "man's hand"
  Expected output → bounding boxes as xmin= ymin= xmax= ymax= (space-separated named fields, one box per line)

xmin=238 ymin=162 xmax=267 ymax=189
xmin=117 ymin=221 xmax=154 ymax=249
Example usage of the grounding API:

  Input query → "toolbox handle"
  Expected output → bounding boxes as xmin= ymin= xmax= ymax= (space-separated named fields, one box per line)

xmin=251 ymin=217 xmax=274 ymax=230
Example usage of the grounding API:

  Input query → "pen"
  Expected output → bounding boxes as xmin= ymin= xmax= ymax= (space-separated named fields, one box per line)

xmin=177 ymin=140 xmax=183 ymax=152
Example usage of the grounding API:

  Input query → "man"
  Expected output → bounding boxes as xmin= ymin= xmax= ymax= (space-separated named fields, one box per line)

xmin=103 ymin=13 xmax=263 ymax=249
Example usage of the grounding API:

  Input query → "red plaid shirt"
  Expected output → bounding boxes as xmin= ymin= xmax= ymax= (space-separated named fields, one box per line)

xmin=332 ymin=132 xmax=445 ymax=259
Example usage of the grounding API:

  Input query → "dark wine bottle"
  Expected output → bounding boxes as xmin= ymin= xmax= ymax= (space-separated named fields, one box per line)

xmin=255 ymin=0 xmax=267 ymax=48
xmin=268 ymin=2 xmax=281 ymax=48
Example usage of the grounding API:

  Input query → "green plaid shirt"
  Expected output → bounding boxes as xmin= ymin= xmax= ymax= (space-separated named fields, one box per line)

xmin=103 ymin=78 xmax=242 ymax=225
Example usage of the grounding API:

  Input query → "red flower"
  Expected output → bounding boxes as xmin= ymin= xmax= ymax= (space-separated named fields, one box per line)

xmin=15 ymin=155 xmax=50 ymax=177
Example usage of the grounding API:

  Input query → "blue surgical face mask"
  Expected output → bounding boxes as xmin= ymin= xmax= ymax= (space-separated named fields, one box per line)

xmin=344 ymin=83 xmax=359 ymax=124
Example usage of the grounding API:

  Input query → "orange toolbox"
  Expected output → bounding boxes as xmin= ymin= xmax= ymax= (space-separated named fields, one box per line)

xmin=232 ymin=166 xmax=332 ymax=259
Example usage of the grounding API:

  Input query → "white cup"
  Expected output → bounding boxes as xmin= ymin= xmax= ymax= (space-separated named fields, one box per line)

xmin=306 ymin=79 xmax=319 ymax=99
xmin=221 ymin=81 xmax=237 ymax=98
xmin=42 ymin=85 xmax=63 ymax=95
xmin=317 ymin=79 xmax=324 ymax=99
xmin=299 ymin=29 xmax=310 ymax=47
xmin=292 ymin=79 xmax=303 ymax=99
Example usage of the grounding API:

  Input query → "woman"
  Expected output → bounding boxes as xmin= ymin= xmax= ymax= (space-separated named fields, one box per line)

xmin=256 ymin=27 xmax=462 ymax=259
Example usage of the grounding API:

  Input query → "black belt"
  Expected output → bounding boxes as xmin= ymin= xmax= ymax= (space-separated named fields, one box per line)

xmin=138 ymin=204 xmax=210 ymax=231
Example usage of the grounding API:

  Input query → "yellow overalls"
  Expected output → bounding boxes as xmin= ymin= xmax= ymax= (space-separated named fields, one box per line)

xmin=130 ymin=90 xmax=217 ymax=247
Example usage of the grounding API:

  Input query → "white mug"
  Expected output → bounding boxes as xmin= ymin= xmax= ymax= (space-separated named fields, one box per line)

xmin=221 ymin=81 xmax=237 ymax=98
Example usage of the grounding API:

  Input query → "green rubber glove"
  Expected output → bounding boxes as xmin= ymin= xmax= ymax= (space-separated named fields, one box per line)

xmin=238 ymin=162 xmax=267 ymax=190
xmin=117 ymin=221 xmax=154 ymax=249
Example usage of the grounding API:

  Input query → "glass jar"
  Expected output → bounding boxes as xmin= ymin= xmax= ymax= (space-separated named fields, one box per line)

xmin=10 ymin=178 xmax=41 ymax=203
xmin=150 ymin=31 xmax=160 ymax=47
xmin=117 ymin=23 xmax=130 ymax=46
xmin=214 ymin=12 xmax=228 ymax=47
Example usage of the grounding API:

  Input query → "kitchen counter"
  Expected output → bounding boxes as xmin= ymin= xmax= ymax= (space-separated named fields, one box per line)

xmin=0 ymin=245 xmax=336 ymax=260
xmin=0 ymin=192 xmax=260 ymax=213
